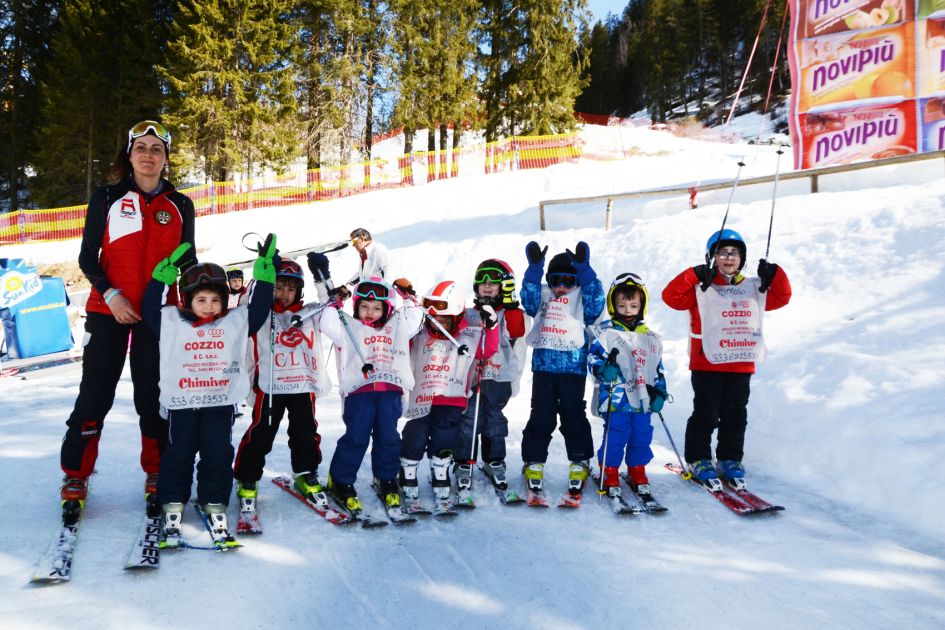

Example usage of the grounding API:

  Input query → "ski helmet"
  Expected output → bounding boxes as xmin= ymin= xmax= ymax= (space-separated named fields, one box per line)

xmin=607 ymin=272 xmax=649 ymax=326
xmin=276 ymin=259 xmax=304 ymax=303
xmin=179 ymin=262 xmax=228 ymax=310
xmin=705 ymin=228 xmax=747 ymax=270
xmin=473 ymin=259 xmax=514 ymax=296
xmin=226 ymin=267 xmax=244 ymax=294
xmin=353 ymin=276 xmax=393 ymax=325
xmin=546 ymin=252 xmax=577 ymax=287
xmin=422 ymin=280 xmax=465 ymax=335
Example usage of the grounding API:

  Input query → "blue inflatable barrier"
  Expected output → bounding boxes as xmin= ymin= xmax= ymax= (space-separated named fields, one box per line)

xmin=1 ymin=259 xmax=72 ymax=359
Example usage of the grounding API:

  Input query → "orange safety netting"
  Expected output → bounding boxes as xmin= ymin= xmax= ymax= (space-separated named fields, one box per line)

xmin=2 ymin=132 xmax=583 ymax=245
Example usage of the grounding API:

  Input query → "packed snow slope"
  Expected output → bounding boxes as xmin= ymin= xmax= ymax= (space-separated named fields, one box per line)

xmin=2 ymin=126 xmax=944 ymax=629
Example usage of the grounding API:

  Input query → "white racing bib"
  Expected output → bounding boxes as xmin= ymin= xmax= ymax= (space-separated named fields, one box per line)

xmin=589 ymin=323 xmax=662 ymax=413
xmin=159 ymin=306 xmax=251 ymax=409
xmin=333 ymin=312 xmax=414 ymax=395
xmin=403 ymin=325 xmax=482 ymax=420
xmin=695 ymin=278 xmax=767 ymax=364
xmin=525 ymin=288 xmax=586 ymax=351
xmin=465 ymin=308 xmax=527 ymax=389
xmin=253 ymin=309 xmax=331 ymax=396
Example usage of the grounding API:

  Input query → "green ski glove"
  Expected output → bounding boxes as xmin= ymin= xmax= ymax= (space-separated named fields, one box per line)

xmin=152 ymin=243 xmax=193 ymax=285
xmin=253 ymin=233 xmax=278 ymax=284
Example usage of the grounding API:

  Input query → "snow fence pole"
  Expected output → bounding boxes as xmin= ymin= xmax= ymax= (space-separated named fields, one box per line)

xmin=764 ymin=147 xmax=785 ymax=260
xmin=657 ymin=411 xmax=690 ymax=480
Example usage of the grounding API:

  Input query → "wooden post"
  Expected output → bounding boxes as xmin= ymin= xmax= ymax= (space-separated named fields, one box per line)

xmin=604 ymin=198 xmax=613 ymax=231
xmin=539 ymin=203 xmax=546 ymax=231
xmin=811 ymin=173 xmax=819 ymax=194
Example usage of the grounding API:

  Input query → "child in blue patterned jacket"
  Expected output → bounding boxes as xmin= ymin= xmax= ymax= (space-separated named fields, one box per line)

xmin=519 ymin=241 xmax=604 ymax=497
xmin=588 ymin=273 xmax=667 ymax=498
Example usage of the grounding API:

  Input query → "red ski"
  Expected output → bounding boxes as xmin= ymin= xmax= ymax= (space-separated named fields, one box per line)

xmin=272 ymin=476 xmax=352 ymax=526
xmin=722 ymin=480 xmax=785 ymax=513
xmin=665 ymin=464 xmax=758 ymax=515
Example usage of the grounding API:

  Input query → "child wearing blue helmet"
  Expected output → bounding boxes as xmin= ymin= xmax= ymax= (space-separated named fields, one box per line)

xmin=661 ymin=229 xmax=791 ymax=486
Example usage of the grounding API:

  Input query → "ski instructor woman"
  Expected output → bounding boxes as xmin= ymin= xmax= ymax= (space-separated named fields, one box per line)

xmin=59 ymin=120 xmax=196 ymax=511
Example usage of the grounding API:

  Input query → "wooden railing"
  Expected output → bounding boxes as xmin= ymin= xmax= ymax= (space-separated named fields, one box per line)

xmin=538 ymin=149 xmax=945 ymax=230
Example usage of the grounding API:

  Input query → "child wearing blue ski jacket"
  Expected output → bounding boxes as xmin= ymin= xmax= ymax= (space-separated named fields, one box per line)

xmin=519 ymin=241 xmax=604 ymax=496
xmin=588 ymin=273 xmax=667 ymax=498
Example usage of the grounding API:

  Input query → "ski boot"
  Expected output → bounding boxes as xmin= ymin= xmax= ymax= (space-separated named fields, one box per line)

xmin=689 ymin=459 xmax=722 ymax=491
xmin=567 ymin=460 xmax=590 ymax=495
xmin=482 ymin=460 xmax=508 ymax=490
xmin=374 ymin=477 xmax=401 ymax=509
xmin=237 ymin=481 xmax=258 ymax=513
xmin=293 ymin=470 xmax=324 ymax=501
xmin=523 ymin=462 xmax=544 ymax=492
xmin=716 ymin=460 xmax=746 ymax=490
xmin=454 ymin=460 xmax=474 ymax=492
xmin=399 ymin=458 xmax=421 ymax=501
xmin=203 ymin=502 xmax=239 ymax=549
xmin=161 ymin=502 xmax=184 ymax=548
xmin=327 ymin=476 xmax=363 ymax=514
xmin=60 ymin=476 xmax=88 ymax=505
xmin=430 ymin=454 xmax=453 ymax=501
xmin=627 ymin=464 xmax=649 ymax=495
xmin=601 ymin=465 xmax=622 ymax=497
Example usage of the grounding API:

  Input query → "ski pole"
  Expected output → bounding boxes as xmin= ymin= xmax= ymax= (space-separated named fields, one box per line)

xmin=708 ymin=158 xmax=746 ymax=263
xmin=317 ymin=269 xmax=374 ymax=376
xmin=466 ymin=318 xmax=490 ymax=467
xmin=289 ymin=301 xmax=332 ymax=327
xmin=597 ymin=348 xmax=618 ymax=501
xmin=764 ymin=146 xmax=785 ymax=260
xmin=267 ymin=310 xmax=275 ymax=425
xmin=657 ymin=411 xmax=691 ymax=480
xmin=404 ymin=293 xmax=469 ymax=355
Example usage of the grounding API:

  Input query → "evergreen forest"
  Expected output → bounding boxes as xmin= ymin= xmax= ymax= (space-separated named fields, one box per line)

xmin=0 ymin=0 xmax=789 ymax=211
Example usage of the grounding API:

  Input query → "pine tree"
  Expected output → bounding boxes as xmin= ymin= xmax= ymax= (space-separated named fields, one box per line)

xmin=161 ymin=0 xmax=298 ymax=182
xmin=0 ymin=0 xmax=60 ymax=211
xmin=30 ymin=0 xmax=168 ymax=207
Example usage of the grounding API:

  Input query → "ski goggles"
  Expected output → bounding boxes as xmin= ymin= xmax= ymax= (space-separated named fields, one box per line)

xmin=547 ymin=273 xmax=577 ymax=288
xmin=474 ymin=267 xmax=506 ymax=285
xmin=614 ymin=272 xmax=645 ymax=288
xmin=180 ymin=264 xmax=227 ymax=292
xmin=421 ymin=297 xmax=450 ymax=312
xmin=355 ymin=283 xmax=390 ymax=301
xmin=127 ymin=120 xmax=171 ymax=153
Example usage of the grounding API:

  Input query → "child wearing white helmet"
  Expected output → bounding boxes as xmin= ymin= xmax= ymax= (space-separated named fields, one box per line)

xmin=662 ymin=228 xmax=791 ymax=485
xmin=399 ymin=280 xmax=499 ymax=513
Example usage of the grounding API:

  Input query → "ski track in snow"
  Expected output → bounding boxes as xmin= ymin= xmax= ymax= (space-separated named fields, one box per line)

xmin=3 ymin=126 xmax=945 ymax=628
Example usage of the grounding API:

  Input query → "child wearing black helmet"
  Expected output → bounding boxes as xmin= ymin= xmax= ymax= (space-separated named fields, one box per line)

xmin=662 ymin=228 xmax=791 ymax=487
xmin=226 ymin=267 xmax=246 ymax=308
xmin=588 ymin=273 xmax=667 ymax=501
xmin=142 ymin=235 xmax=277 ymax=548
xmin=453 ymin=259 xmax=528 ymax=497
xmin=232 ymin=258 xmax=329 ymax=531
xmin=520 ymin=241 xmax=605 ymax=504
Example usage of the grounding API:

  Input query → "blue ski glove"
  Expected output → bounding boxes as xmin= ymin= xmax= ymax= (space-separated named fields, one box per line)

xmin=307 ymin=251 xmax=330 ymax=281
xmin=599 ymin=348 xmax=620 ymax=383
xmin=647 ymin=384 xmax=668 ymax=413
xmin=566 ymin=241 xmax=596 ymax=286
xmin=525 ymin=241 xmax=548 ymax=265
xmin=152 ymin=243 xmax=193 ymax=285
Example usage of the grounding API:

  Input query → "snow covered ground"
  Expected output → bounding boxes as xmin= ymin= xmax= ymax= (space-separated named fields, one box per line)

xmin=2 ymin=125 xmax=944 ymax=629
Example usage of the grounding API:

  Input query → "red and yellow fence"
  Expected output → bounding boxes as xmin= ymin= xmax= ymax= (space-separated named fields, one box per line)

xmin=1 ymin=132 xmax=586 ymax=244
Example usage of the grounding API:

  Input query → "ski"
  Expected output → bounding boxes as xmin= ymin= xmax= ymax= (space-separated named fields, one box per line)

xmin=371 ymin=480 xmax=417 ymax=525
xmin=400 ymin=488 xmax=433 ymax=516
xmin=455 ymin=488 xmax=476 ymax=509
xmin=556 ymin=491 xmax=582 ymax=509
xmin=272 ymin=476 xmax=353 ymax=526
xmin=191 ymin=500 xmax=241 ymax=551
xmin=665 ymin=464 xmax=758 ymax=515
xmin=2 ymin=355 xmax=82 ymax=379
xmin=526 ymin=488 xmax=550 ymax=507
xmin=478 ymin=466 xmax=525 ymax=504
xmin=722 ymin=480 xmax=785 ymax=513
xmin=589 ymin=474 xmax=644 ymax=515
xmin=229 ymin=239 xmax=349 ymax=266
xmin=236 ymin=508 xmax=262 ymax=535
xmin=30 ymin=500 xmax=83 ymax=584
xmin=124 ymin=498 xmax=162 ymax=570
xmin=432 ymin=491 xmax=458 ymax=518
xmin=628 ymin=484 xmax=668 ymax=513
xmin=324 ymin=486 xmax=388 ymax=529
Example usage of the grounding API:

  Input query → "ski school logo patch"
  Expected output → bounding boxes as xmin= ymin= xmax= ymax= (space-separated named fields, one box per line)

xmin=154 ymin=209 xmax=172 ymax=225
xmin=120 ymin=198 xmax=137 ymax=218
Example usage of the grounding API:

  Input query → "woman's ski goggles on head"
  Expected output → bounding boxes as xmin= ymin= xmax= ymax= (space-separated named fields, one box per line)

xmin=355 ymin=283 xmax=390 ymax=301
xmin=547 ymin=273 xmax=577 ymax=288
xmin=474 ymin=267 xmax=505 ymax=284
xmin=127 ymin=120 xmax=171 ymax=153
